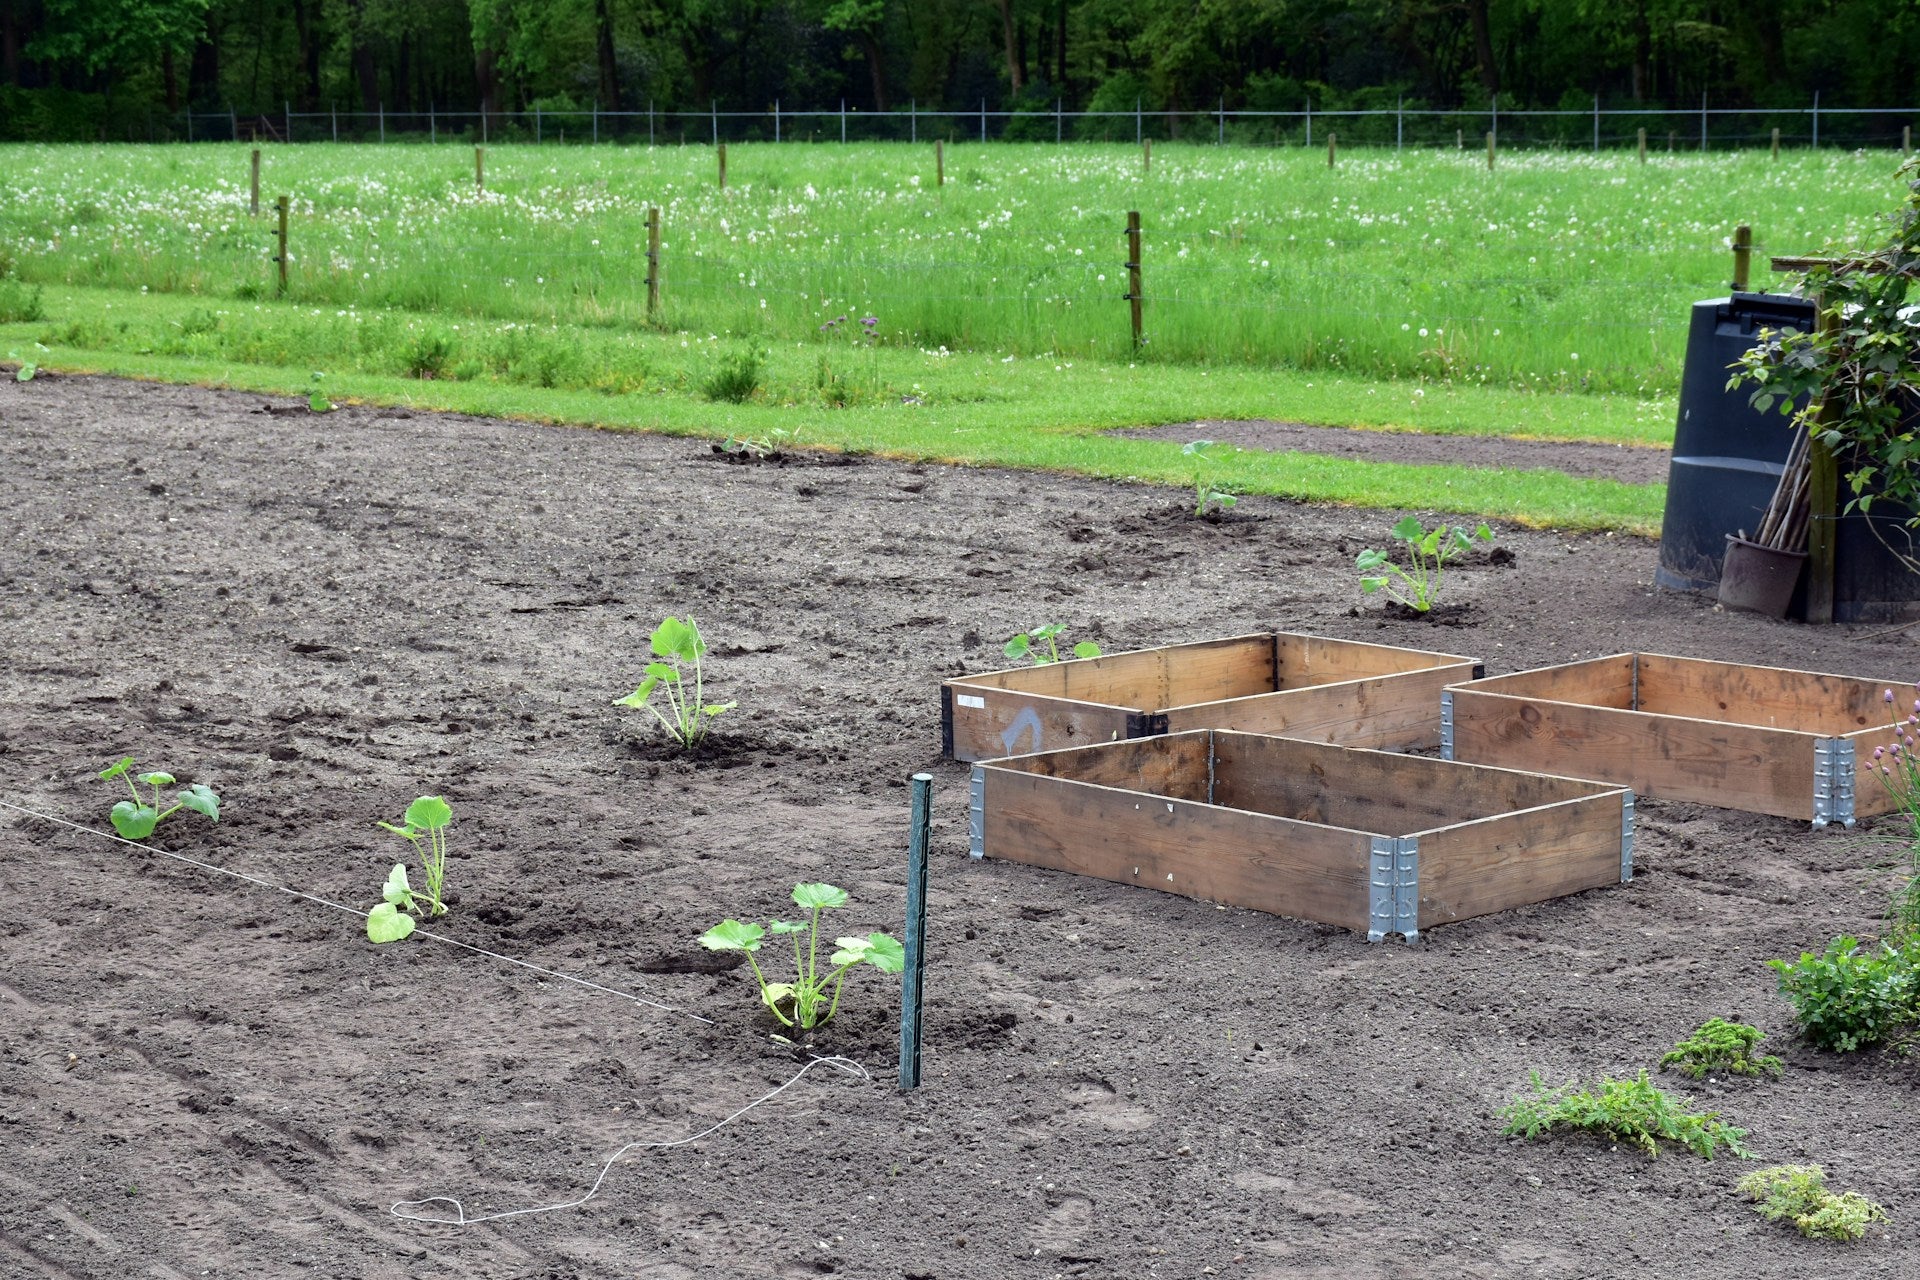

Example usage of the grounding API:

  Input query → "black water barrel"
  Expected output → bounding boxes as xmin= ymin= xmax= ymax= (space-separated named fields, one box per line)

xmin=1655 ymin=292 xmax=1920 ymax=623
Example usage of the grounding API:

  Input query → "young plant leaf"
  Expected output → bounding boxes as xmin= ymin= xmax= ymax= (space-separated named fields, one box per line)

xmin=366 ymin=902 xmax=416 ymax=943
xmin=99 ymin=756 xmax=135 ymax=782
xmin=1390 ymin=515 xmax=1425 ymax=540
xmin=109 ymin=801 xmax=160 ymax=840
xmin=402 ymin=795 xmax=452 ymax=831
xmin=376 ymin=820 xmax=421 ymax=842
xmin=700 ymin=919 xmax=766 ymax=952
xmin=862 ymin=932 xmax=906 ymax=973
xmin=769 ymin=920 xmax=808 ymax=935
xmin=382 ymin=863 xmax=414 ymax=907
xmin=1003 ymin=633 xmax=1033 ymax=661
xmin=761 ymin=981 xmax=796 ymax=1009
xmin=792 ymin=883 xmax=849 ymax=911
xmin=650 ymin=616 xmax=703 ymax=661
xmin=175 ymin=784 xmax=220 ymax=822
xmin=643 ymin=661 xmax=679 ymax=683
xmin=1070 ymin=641 xmax=1103 ymax=659
xmin=703 ymin=700 xmax=737 ymax=717
xmin=136 ymin=771 xmax=176 ymax=787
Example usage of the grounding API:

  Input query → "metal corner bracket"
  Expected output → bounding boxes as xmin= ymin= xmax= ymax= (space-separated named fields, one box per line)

xmin=1812 ymin=738 xmax=1857 ymax=830
xmin=967 ymin=765 xmax=986 ymax=859
xmin=1439 ymin=690 xmax=1455 ymax=761
xmin=1367 ymin=835 xmax=1420 ymax=944
xmin=1620 ymin=791 xmax=1636 ymax=882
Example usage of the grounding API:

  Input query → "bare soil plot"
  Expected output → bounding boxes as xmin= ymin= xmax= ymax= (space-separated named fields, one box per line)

xmin=0 ymin=375 xmax=1914 ymax=1279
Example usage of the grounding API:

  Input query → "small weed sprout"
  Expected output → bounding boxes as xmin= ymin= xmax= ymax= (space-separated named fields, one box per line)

xmin=699 ymin=882 xmax=904 ymax=1029
xmin=7 ymin=348 xmax=37 ymax=382
xmin=97 ymin=756 xmax=219 ymax=840
xmin=1659 ymin=1018 xmax=1783 ymax=1079
xmin=1356 ymin=516 xmax=1494 ymax=612
xmin=1498 ymin=1069 xmax=1753 ymax=1160
xmin=615 ymin=615 xmax=736 ymax=748
xmin=367 ymin=795 xmax=452 ymax=944
xmin=1768 ymin=935 xmax=1920 ymax=1051
xmin=1181 ymin=439 xmax=1238 ymax=515
xmin=1738 ymin=1165 xmax=1890 ymax=1242
xmin=1004 ymin=622 xmax=1102 ymax=665
xmin=719 ymin=434 xmax=774 ymax=458
xmin=307 ymin=370 xmax=332 ymax=413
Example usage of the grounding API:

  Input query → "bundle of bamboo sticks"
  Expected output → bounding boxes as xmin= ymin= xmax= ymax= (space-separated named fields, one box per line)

xmin=1751 ymin=422 xmax=1812 ymax=550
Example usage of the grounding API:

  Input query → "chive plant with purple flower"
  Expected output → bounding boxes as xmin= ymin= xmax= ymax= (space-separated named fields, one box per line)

xmin=1869 ymin=682 xmax=1920 ymax=940
xmin=816 ymin=312 xmax=881 ymax=407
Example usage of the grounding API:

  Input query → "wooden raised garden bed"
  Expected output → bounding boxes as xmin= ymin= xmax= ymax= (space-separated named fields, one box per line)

xmin=941 ymin=632 xmax=1480 ymax=763
xmin=1445 ymin=653 xmax=1905 ymax=826
xmin=968 ymin=730 xmax=1634 ymax=943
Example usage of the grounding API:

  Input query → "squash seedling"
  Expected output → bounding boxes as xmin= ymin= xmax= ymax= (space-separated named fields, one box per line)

xmin=1005 ymin=622 xmax=1101 ymax=665
xmin=615 ymin=615 xmax=736 ymax=749
xmin=7 ymin=349 xmax=36 ymax=382
xmin=1356 ymin=516 xmax=1495 ymax=612
xmin=700 ymin=883 xmax=905 ymax=1030
xmin=367 ymin=795 xmax=452 ymax=944
xmin=98 ymin=756 xmax=220 ymax=840
xmin=1182 ymin=439 xmax=1238 ymax=515
xmin=307 ymin=371 xmax=332 ymax=413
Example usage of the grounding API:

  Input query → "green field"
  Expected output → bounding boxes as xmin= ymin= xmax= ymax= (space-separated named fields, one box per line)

xmin=0 ymin=142 xmax=1895 ymax=531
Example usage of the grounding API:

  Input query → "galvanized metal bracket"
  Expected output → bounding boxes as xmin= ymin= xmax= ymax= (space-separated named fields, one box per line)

xmin=1620 ymin=792 xmax=1636 ymax=882
xmin=1813 ymin=738 xmax=1857 ymax=829
xmin=1439 ymin=690 xmax=1455 ymax=761
xmin=967 ymin=765 xmax=986 ymax=859
xmin=1367 ymin=835 xmax=1420 ymax=944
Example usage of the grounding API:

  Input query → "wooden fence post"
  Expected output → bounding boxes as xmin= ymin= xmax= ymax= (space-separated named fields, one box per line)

xmin=274 ymin=195 xmax=289 ymax=295
xmin=1125 ymin=210 xmax=1143 ymax=352
xmin=1486 ymin=130 xmax=1496 ymax=170
xmin=1732 ymin=223 xmax=1752 ymax=292
xmin=1327 ymin=131 xmax=1336 ymax=168
xmin=646 ymin=206 xmax=661 ymax=322
xmin=1806 ymin=302 xmax=1840 ymax=624
xmin=475 ymin=145 xmax=484 ymax=192
xmin=1772 ymin=126 xmax=1781 ymax=160
xmin=936 ymin=139 xmax=944 ymax=188
xmin=1638 ymin=127 xmax=1647 ymax=163
xmin=250 ymin=148 xmax=260 ymax=216
xmin=718 ymin=141 xmax=727 ymax=191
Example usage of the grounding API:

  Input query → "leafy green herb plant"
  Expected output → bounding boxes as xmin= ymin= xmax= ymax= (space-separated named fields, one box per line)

xmin=615 ymin=615 xmax=736 ymax=749
xmin=98 ymin=756 xmax=219 ymax=840
xmin=7 ymin=348 xmax=37 ymax=382
xmin=1498 ymin=1069 xmax=1753 ymax=1160
xmin=367 ymin=795 xmax=452 ymax=944
xmin=1356 ymin=516 xmax=1495 ymax=612
xmin=1004 ymin=623 xmax=1102 ymax=665
xmin=1181 ymin=439 xmax=1239 ymax=515
xmin=308 ymin=370 xmax=332 ymax=412
xmin=1738 ymin=1165 xmax=1891 ymax=1242
xmin=1768 ymin=935 xmax=1920 ymax=1051
xmin=1659 ymin=1018 xmax=1784 ymax=1079
xmin=699 ymin=882 xmax=905 ymax=1030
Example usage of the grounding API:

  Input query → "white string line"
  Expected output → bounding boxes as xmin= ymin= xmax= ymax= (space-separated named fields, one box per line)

xmin=389 ymin=1054 xmax=870 ymax=1226
xmin=0 ymin=798 xmax=712 ymax=1025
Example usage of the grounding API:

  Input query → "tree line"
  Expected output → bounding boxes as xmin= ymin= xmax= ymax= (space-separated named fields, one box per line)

xmin=0 ymin=1 xmax=1912 ymax=140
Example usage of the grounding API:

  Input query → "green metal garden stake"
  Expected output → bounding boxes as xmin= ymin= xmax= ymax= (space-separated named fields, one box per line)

xmin=898 ymin=773 xmax=933 ymax=1089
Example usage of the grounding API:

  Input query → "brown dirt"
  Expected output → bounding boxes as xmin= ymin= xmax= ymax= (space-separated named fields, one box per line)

xmin=1 ymin=374 xmax=1916 ymax=1280
xmin=1113 ymin=419 xmax=1672 ymax=487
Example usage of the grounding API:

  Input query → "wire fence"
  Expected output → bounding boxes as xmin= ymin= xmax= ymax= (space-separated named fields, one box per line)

xmin=152 ymin=98 xmax=1920 ymax=152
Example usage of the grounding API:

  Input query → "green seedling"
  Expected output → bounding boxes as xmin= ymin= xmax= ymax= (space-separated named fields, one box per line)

xmin=1356 ymin=516 xmax=1495 ymax=612
xmin=1004 ymin=623 xmax=1101 ymax=665
xmin=1768 ymin=935 xmax=1920 ymax=1051
xmin=1659 ymin=1017 xmax=1783 ymax=1079
xmin=368 ymin=795 xmax=452 ymax=943
xmin=699 ymin=882 xmax=904 ymax=1030
xmin=720 ymin=434 xmax=774 ymax=458
xmin=1498 ymin=1069 xmax=1753 ymax=1160
xmin=615 ymin=615 xmax=736 ymax=749
xmin=1181 ymin=439 xmax=1239 ymax=515
xmin=7 ymin=349 xmax=36 ymax=382
xmin=307 ymin=370 xmax=332 ymax=413
xmin=97 ymin=756 xmax=219 ymax=840
xmin=1738 ymin=1165 xmax=1890 ymax=1242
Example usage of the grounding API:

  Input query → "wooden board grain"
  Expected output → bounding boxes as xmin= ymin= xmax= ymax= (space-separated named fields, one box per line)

xmin=990 ymin=733 xmax=1213 ymax=803
xmin=977 ymin=765 xmax=1374 ymax=932
xmin=1450 ymin=689 xmax=1818 ymax=820
xmin=944 ymin=686 xmax=1133 ymax=763
xmin=1166 ymin=662 xmax=1475 ymax=749
xmin=955 ymin=634 xmax=1275 ymax=707
xmin=1273 ymin=633 xmax=1476 ymax=687
xmin=1415 ymin=793 xmax=1625 ymax=928
xmin=1209 ymin=732 xmax=1604 ymax=832
xmin=1449 ymin=653 xmax=1636 ymax=708
xmin=1636 ymin=652 xmax=1894 ymax=733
